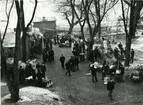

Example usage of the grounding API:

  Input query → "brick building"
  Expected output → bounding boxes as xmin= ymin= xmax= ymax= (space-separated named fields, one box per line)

xmin=33 ymin=17 xmax=56 ymax=39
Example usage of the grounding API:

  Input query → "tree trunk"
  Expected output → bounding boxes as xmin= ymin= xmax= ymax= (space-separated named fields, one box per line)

xmin=20 ymin=0 xmax=27 ymax=62
xmin=98 ymin=22 xmax=101 ymax=38
xmin=132 ymin=4 xmax=142 ymax=38
xmin=68 ymin=24 xmax=74 ymax=34
xmin=10 ymin=19 xmax=21 ymax=102
xmin=124 ymin=2 xmax=134 ymax=66
xmin=22 ymin=31 xmax=26 ymax=62
xmin=81 ymin=26 xmax=85 ymax=42
xmin=8 ymin=1 xmax=22 ymax=102
xmin=1 ymin=46 xmax=7 ymax=80
xmin=124 ymin=38 xmax=131 ymax=66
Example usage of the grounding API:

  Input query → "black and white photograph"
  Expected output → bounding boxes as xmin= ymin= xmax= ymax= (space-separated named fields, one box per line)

xmin=0 ymin=0 xmax=143 ymax=105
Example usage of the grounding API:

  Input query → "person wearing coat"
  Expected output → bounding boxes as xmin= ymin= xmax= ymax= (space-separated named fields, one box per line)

xmin=74 ymin=56 xmax=79 ymax=71
xmin=60 ymin=54 xmax=66 ymax=69
xmin=41 ymin=63 xmax=46 ymax=79
xmin=65 ymin=60 xmax=71 ymax=76
xmin=107 ymin=76 xmax=115 ymax=100
xmin=90 ymin=64 xmax=98 ymax=83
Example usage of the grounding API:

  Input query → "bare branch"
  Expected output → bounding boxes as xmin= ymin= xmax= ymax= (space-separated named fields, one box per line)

xmin=101 ymin=0 xmax=119 ymax=21
xmin=26 ymin=0 xmax=38 ymax=30
xmin=5 ymin=0 xmax=8 ymax=17
xmin=123 ymin=0 xmax=131 ymax=6
xmin=2 ymin=0 xmax=14 ymax=44
xmin=120 ymin=0 xmax=128 ymax=36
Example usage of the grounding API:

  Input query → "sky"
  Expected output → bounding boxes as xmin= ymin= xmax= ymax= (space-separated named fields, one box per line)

xmin=0 ymin=0 xmax=122 ymax=29
xmin=0 ymin=0 xmax=68 ymax=28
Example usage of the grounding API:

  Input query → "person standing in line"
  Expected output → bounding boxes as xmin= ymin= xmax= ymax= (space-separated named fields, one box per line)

xmin=130 ymin=49 xmax=134 ymax=63
xmin=107 ymin=76 xmax=115 ymax=100
xmin=60 ymin=54 xmax=66 ymax=69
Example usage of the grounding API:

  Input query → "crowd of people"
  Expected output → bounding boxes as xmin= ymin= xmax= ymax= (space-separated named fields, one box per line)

xmin=4 ymin=34 xmax=142 ymax=101
xmin=18 ymin=58 xmax=53 ymax=87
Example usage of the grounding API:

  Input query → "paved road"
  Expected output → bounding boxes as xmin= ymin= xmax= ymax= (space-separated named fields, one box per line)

xmin=45 ymin=45 xmax=143 ymax=105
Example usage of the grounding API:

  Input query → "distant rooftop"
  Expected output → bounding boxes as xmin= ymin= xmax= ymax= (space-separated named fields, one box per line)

xmin=33 ymin=16 xmax=56 ymax=23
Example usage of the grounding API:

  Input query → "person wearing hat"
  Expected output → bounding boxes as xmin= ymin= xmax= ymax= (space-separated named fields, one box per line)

xmin=90 ymin=64 xmax=98 ymax=83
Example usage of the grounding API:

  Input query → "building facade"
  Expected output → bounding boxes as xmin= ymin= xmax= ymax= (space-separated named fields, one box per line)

xmin=33 ymin=17 xmax=57 ymax=39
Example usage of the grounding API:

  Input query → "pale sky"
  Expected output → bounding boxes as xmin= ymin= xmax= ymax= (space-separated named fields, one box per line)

xmin=0 ymin=0 xmax=68 ymax=28
xmin=0 ymin=0 xmax=122 ymax=29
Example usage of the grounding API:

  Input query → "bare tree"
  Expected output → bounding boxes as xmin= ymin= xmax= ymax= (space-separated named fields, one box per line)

xmin=94 ymin=0 xmax=119 ymax=38
xmin=55 ymin=0 xmax=80 ymax=34
xmin=1 ymin=0 xmax=38 ymax=102
xmin=1 ymin=0 xmax=14 ymax=44
xmin=122 ymin=0 xmax=143 ymax=38
xmin=120 ymin=0 xmax=143 ymax=66
xmin=1 ymin=0 xmax=15 ymax=99
xmin=21 ymin=0 xmax=38 ymax=62
xmin=70 ymin=0 xmax=86 ymax=41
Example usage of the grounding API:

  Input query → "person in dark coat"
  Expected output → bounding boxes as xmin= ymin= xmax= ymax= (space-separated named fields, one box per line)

xmin=60 ymin=54 xmax=66 ymax=69
xmin=32 ymin=68 xmax=36 ymax=81
xmin=41 ymin=63 xmax=46 ymax=78
xmin=69 ymin=56 xmax=74 ymax=72
xmin=107 ymin=76 xmax=115 ymax=100
xmin=72 ymin=47 xmax=79 ymax=56
xmin=90 ymin=65 xmax=98 ymax=83
xmin=114 ymin=47 xmax=119 ymax=59
xmin=65 ymin=60 xmax=71 ymax=76
xmin=49 ymin=39 xmax=53 ymax=49
xmin=102 ymin=60 xmax=106 ymax=80
xmin=49 ymin=49 xmax=54 ymax=61
xmin=19 ymin=66 xmax=25 ymax=85
xmin=74 ymin=41 xmax=79 ymax=52
xmin=130 ymin=49 xmax=134 ymax=63
xmin=118 ymin=42 xmax=123 ymax=50
xmin=43 ymin=49 xmax=47 ymax=63
xmin=57 ymin=35 xmax=59 ymax=44
xmin=36 ymin=66 xmax=43 ymax=87
xmin=102 ymin=61 xmax=109 ymax=80
xmin=54 ymin=36 xmax=57 ymax=44
xmin=74 ymin=56 xmax=79 ymax=71
xmin=94 ymin=47 xmax=99 ymax=61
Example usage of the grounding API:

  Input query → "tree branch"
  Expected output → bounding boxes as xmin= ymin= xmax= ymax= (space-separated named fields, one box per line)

xmin=26 ymin=0 xmax=38 ymax=30
xmin=121 ymin=0 xmax=128 ymax=36
xmin=123 ymin=0 xmax=131 ymax=6
xmin=2 ymin=0 xmax=14 ymax=44
xmin=5 ymin=0 xmax=8 ymax=17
